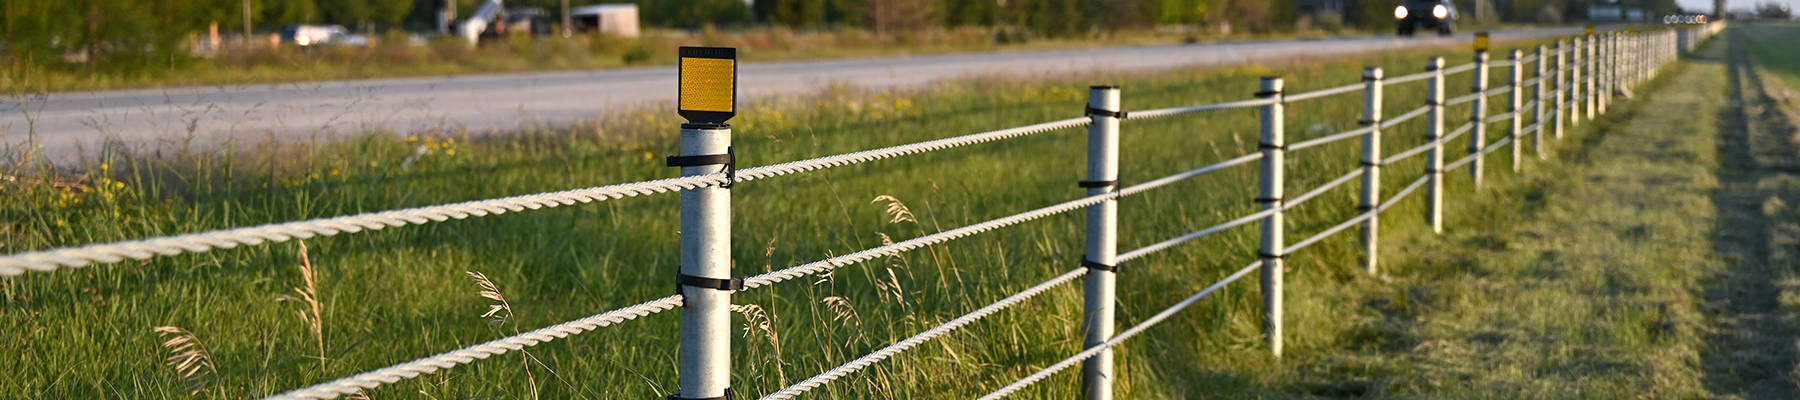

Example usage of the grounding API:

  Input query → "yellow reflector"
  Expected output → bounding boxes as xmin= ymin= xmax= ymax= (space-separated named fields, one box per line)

xmin=678 ymin=46 xmax=737 ymax=125
xmin=680 ymin=58 xmax=734 ymax=113
xmin=1473 ymin=32 xmax=1489 ymax=51
xmin=1586 ymin=26 xmax=1595 ymax=36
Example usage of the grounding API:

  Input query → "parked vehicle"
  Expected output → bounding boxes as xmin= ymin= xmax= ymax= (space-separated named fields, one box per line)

xmin=281 ymin=25 xmax=369 ymax=47
xmin=1395 ymin=0 xmax=1457 ymax=36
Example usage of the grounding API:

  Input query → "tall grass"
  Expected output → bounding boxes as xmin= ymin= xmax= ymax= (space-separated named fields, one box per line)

xmin=0 ymin=36 xmax=1621 ymax=398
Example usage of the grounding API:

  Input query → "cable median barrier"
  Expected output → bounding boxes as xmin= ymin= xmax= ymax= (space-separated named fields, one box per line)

xmin=0 ymin=116 xmax=1092 ymax=277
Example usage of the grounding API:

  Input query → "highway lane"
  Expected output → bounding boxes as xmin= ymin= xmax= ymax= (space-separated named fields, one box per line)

xmin=0 ymin=27 xmax=1586 ymax=162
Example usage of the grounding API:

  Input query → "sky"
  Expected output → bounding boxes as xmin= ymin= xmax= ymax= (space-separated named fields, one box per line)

xmin=1673 ymin=0 xmax=1798 ymax=13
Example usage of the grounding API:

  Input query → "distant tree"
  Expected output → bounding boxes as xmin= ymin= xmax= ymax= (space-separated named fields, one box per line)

xmin=1757 ymin=1 xmax=1792 ymax=18
xmin=849 ymin=0 xmax=939 ymax=32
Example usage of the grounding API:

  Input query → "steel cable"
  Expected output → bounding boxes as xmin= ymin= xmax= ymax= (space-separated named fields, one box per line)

xmin=974 ymin=260 xmax=1263 ymax=400
xmin=263 ymin=295 xmax=684 ymax=400
xmin=0 ymin=117 xmax=1093 ymax=276
xmin=756 ymin=268 xmax=1088 ymax=400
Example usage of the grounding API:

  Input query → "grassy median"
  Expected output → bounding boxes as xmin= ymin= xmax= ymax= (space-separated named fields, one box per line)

xmin=2 ymin=30 xmax=1766 ymax=399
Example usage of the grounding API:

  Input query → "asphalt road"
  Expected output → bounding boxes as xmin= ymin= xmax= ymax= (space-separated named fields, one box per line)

xmin=1 ymin=27 xmax=1587 ymax=162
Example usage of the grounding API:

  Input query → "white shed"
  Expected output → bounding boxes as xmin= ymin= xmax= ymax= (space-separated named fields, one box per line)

xmin=571 ymin=4 xmax=640 ymax=37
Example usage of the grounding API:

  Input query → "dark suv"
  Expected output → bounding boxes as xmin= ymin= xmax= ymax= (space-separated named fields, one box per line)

xmin=1395 ymin=0 xmax=1457 ymax=36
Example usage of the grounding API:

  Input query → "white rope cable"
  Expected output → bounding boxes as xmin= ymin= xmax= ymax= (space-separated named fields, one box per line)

xmin=1288 ymin=125 xmax=1376 ymax=152
xmin=1445 ymin=92 xmax=1482 ymax=106
xmin=1283 ymin=82 xmax=1365 ymax=102
xmin=1283 ymin=168 xmax=1363 ymax=211
xmin=1284 ymin=173 xmax=1428 ymax=255
xmin=1125 ymin=98 xmax=1277 ymax=120
xmin=974 ymin=260 xmax=1263 ymax=400
xmin=263 ymin=295 xmax=684 ymax=400
xmin=1485 ymin=86 xmax=1513 ymax=97
xmin=1384 ymin=70 xmax=1437 ymax=85
xmin=1442 ymin=63 xmax=1478 ymax=75
xmin=1380 ymin=105 xmax=1432 ymax=130
xmin=740 ymin=152 xmax=1265 ymax=289
xmin=0 ymin=117 xmax=1092 ymax=276
xmin=1439 ymin=121 xmax=1477 ymax=145
xmin=756 ymin=268 xmax=1088 ymax=400
xmin=1116 ymin=208 xmax=1275 ymax=262
xmin=1380 ymin=121 xmax=1474 ymax=166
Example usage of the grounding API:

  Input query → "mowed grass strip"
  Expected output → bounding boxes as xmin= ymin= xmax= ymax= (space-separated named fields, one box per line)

xmin=0 ymin=33 xmax=1711 ymax=399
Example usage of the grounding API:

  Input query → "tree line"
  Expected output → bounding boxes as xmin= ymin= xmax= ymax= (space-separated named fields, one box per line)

xmin=2 ymin=0 xmax=1690 ymax=73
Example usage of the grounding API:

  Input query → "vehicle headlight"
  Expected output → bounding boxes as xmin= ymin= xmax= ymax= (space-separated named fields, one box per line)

xmin=296 ymin=36 xmax=311 ymax=46
xmin=1433 ymin=4 xmax=1447 ymax=18
xmin=1395 ymin=6 xmax=1408 ymax=19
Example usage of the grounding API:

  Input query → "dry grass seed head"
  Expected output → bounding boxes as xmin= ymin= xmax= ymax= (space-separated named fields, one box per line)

xmin=153 ymin=326 xmax=217 ymax=393
xmin=821 ymin=296 xmax=861 ymax=327
xmin=467 ymin=271 xmax=513 ymax=327
xmin=871 ymin=195 xmax=917 ymax=224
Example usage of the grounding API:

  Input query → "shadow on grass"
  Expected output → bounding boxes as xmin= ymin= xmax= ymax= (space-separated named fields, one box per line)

xmin=1700 ymin=28 xmax=1800 ymax=399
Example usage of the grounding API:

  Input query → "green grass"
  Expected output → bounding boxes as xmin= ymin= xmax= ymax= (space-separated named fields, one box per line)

xmin=0 ymin=31 xmax=1728 ymax=399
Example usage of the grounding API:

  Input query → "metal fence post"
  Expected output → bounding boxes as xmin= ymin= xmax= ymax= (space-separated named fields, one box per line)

xmin=1359 ymin=67 xmax=1383 ymax=276
xmin=1508 ymin=50 xmax=1523 ymax=173
xmin=1469 ymin=50 xmax=1489 ymax=188
xmin=1586 ymin=33 xmax=1597 ymax=121
xmin=1568 ymin=37 xmax=1581 ymax=128
xmin=1425 ymin=57 xmax=1445 ymax=234
xmin=675 ymin=123 xmax=735 ymax=400
xmin=1534 ymin=45 xmax=1547 ymax=160
xmin=1553 ymin=40 xmax=1566 ymax=140
xmin=1255 ymin=76 xmax=1285 ymax=357
xmin=1081 ymin=85 xmax=1121 ymax=400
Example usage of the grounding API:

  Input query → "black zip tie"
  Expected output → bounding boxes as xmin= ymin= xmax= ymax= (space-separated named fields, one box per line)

xmin=667 ymin=146 xmax=736 ymax=189
xmin=676 ymin=273 xmax=745 ymax=296
xmin=1426 ymin=169 xmax=1444 ymax=173
xmin=1357 ymin=205 xmax=1379 ymax=211
xmin=1085 ymin=107 xmax=1128 ymax=119
xmin=1425 ymin=100 xmax=1444 ymax=106
xmin=1078 ymin=179 xmax=1119 ymax=188
xmin=1258 ymin=142 xmax=1287 ymax=151
xmin=1258 ymin=252 xmax=1287 ymax=259
xmin=1363 ymin=76 xmax=1383 ymax=82
xmin=1253 ymin=197 xmax=1284 ymax=203
xmin=669 ymin=388 xmax=736 ymax=400
xmin=1254 ymin=90 xmax=1282 ymax=97
xmin=1081 ymin=257 xmax=1122 ymax=273
xmin=1360 ymin=161 xmax=1382 ymax=167
xmin=1358 ymin=119 xmax=1381 ymax=125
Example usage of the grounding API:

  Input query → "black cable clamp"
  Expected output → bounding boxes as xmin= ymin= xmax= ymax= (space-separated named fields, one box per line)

xmin=676 ymin=273 xmax=745 ymax=296
xmin=1426 ymin=168 xmax=1444 ymax=174
xmin=1081 ymin=257 xmax=1122 ymax=273
xmin=1362 ymin=76 xmax=1383 ymax=83
xmin=1253 ymin=196 xmax=1284 ymax=204
xmin=1085 ymin=107 xmax=1129 ymax=120
xmin=1425 ymin=100 xmax=1444 ymax=106
xmin=1257 ymin=252 xmax=1287 ymax=259
xmin=1358 ymin=118 xmax=1381 ymax=126
xmin=1356 ymin=204 xmax=1378 ymax=211
xmin=669 ymin=388 xmax=736 ymax=400
xmin=667 ymin=146 xmax=737 ymax=189
xmin=1078 ymin=179 xmax=1119 ymax=188
xmin=1254 ymin=90 xmax=1283 ymax=98
xmin=1360 ymin=160 xmax=1382 ymax=167
xmin=1258 ymin=142 xmax=1287 ymax=151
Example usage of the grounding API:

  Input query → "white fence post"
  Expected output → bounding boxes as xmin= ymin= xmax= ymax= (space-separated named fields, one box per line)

xmin=1081 ymin=85 xmax=1122 ymax=400
xmin=1586 ymin=33 xmax=1597 ymax=121
xmin=1360 ymin=67 xmax=1383 ymax=276
xmin=1425 ymin=57 xmax=1446 ymax=234
xmin=1509 ymin=50 xmax=1523 ymax=173
xmin=1534 ymin=45 xmax=1548 ymax=160
xmin=1255 ymin=76 xmax=1285 ymax=357
xmin=1553 ymin=40 xmax=1566 ymax=140
xmin=1569 ymin=36 xmax=1581 ymax=128
xmin=673 ymin=123 xmax=736 ymax=400
xmin=1469 ymin=49 xmax=1489 ymax=188
xmin=1598 ymin=33 xmax=1609 ymax=115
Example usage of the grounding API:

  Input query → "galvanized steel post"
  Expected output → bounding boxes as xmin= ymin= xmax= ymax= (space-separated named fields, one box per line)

xmin=1359 ymin=67 xmax=1383 ymax=276
xmin=675 ymin=124 xmax=734 ymax=400
xmin=1425 ymin=57 xmax=1446 ymax=234
xmin=1534 ymin=45 xmax=1547 ymax=160
xmin=1081 ymin=85 xmax=1121 ymax=400
xmin=1508 ymin=50 xmax=1523 ymax=173
xmin=1255 ymin=76 xmax=1285 ymax=357
xmin=1469 ymin=50 xmax=1489 ymax=188
xmin=1553 ymin=40 xmax=1566 ymax=140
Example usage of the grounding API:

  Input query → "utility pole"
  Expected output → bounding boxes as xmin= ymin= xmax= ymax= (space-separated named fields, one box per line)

xmin=242 ymin=0 xmax=251 ymax=44
xmin=562 ymin=0 xmax=572 ymax=37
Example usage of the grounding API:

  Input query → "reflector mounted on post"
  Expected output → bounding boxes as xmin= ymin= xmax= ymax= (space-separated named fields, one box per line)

xmin=1473 ymin=32 xmax=1489 ymax=51
xmin=679 ymin=46 xmax=737 ymax=127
